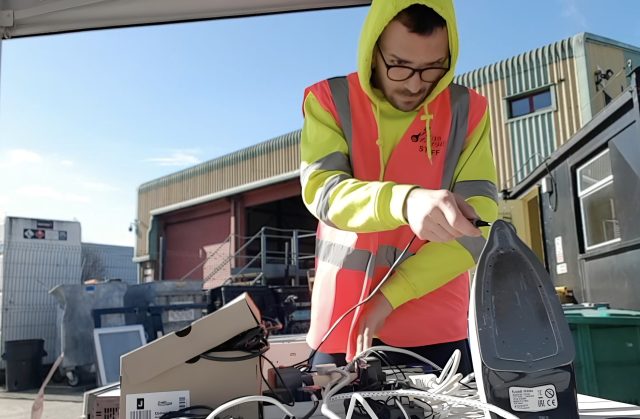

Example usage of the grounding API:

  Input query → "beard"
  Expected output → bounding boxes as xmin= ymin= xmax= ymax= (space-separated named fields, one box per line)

xmin=388 ymin=89 xmax=429 ymax=111
xmin=371 ymin=69 xmax=435 ymax=112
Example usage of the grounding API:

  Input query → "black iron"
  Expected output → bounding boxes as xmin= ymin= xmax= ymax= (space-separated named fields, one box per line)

xmin=469 ymin=220 xmax=580 ymax=418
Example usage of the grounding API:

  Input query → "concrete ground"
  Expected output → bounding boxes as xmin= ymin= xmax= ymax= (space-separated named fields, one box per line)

xmin=0 ymin=382 xmax=88 ymax=419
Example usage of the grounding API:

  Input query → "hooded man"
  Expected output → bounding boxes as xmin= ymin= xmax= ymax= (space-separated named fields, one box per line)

xmin=300 ymin=0 xmax=498 ymax=374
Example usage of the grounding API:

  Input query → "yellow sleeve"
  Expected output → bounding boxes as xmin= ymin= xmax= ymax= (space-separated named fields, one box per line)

xmin=300 ymin=91 xmax=416 ymax=231
xmin=381 ymin=109 xmax=499 ymax=308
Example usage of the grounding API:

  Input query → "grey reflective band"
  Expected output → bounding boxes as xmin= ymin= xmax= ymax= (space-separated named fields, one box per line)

xmin=301 ymin=151 xmax=352 ymax=187
xmin=316 ymin=240 xmax=414 ymax=273
xmin=457 ymin=236 xmax=486 ymax=263
xmin=316 ymin=173 xmax=351 ymax=225
xmin=441 ymin=84 xmax=470 ymax=190
xmin=375 ymin=244 xmax=415 ymax=268
xmin=453 ymin=180 xmax=499 ymax=202
xmin=327 ymin=76 xmax=353 ymax=158
xmin=316 ymin=239 xmax=371 ymax=271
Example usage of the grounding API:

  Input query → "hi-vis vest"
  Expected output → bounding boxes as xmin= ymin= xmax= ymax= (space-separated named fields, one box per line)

xmin=304 ymin=72 xmax=490 ymax=356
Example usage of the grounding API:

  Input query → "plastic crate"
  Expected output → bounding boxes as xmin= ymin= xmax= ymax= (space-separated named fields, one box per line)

xmin=271 ymin=286 xmax=311 ymax=308
xmin=564 ymin=307 xmax=640 ymax=405
xmin=271 ymin=286 xmax=311 ymax=334
xmin=123 ymin=281 xmax=206 ymax=336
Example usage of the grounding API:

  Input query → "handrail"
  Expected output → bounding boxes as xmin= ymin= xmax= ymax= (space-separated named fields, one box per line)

xmin=201 ymin=229 xmax=266 ymax=282
xmin=259 ymin=226 xmax=316 ymax=234
xmin=231 ymin=252 xmax=262 ymax=278
xmin=177 ymin=235 xmax=232 ymax=281
xmin=180 ymin=226 xmax=317 ymax=285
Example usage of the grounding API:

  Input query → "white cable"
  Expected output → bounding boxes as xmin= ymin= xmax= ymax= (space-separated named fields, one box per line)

xmin=322 ymin=367 xmax=353 ymax=399
xmin=205 ymin=395 xmax=294 ymax=419
xmin=310 ymin=237 xmax=416 ymax=361
xmin=321 ymin=347 xmax=458 ymax=419
xmin=436 ymin=349 xmax=460 ymax=385
xmin=412 ymin=397 xmax=451 ymax=417
xmin=330 ymin=389 xmax=519 ymax=419
xmin=320 ymin=367 xmax=355 ymax=419
xmin=345 ymin=393 xmax=380 ymax=419
xmin=395 ymin=398 xmax=410 ymax=419
xmin=354 ymin=345 xmax=442 ymax=371
xmin=408 ymin=349 xmax=462 ymax=395
xmin=461 ymin=372 xmax=475 ymax=385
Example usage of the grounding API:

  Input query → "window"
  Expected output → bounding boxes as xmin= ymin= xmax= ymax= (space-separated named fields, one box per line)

xmin=577 ymin=149 xmax=620 ymax=250
xmin=508 ymin=89 xmax=553 ymax=118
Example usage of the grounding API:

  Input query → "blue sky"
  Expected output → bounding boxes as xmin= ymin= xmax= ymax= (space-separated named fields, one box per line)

xmin=1 ymin=0 xmax=639 ymax=247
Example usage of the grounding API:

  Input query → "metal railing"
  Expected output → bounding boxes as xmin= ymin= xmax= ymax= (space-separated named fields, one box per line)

xmin=183 ymin=226 xmax=315 ymax=286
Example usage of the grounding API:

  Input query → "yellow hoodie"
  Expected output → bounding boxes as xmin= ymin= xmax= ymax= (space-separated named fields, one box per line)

xmin=300 ymin=0 xmax=498 ymax=309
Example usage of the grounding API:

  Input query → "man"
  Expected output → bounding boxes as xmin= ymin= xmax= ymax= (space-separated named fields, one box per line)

xmin=300 ymin=0 xmax=498 ymax=374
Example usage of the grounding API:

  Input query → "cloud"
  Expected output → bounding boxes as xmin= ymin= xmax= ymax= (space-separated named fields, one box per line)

xmin=16 ymin=185 xmax=90 ymax=204
xmin=560 ymin=0 xmax=588 ymax=29
xmin=1 ymin=149 xmax=44 ymax=166
xmin=80 ymin=181 xmax=120 ymax=192
xmin=60 ymin=160 xmax=74 ymax=167
xmin=145 ymin=150 xmax=201 ymax=167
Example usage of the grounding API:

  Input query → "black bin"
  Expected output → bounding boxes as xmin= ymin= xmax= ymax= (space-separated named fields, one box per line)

xmin=2 ymin=339 xmax=46 ymax=391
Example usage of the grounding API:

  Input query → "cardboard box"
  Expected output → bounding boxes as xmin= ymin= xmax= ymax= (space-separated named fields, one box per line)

xmin=83 ymin=383 xmax=120 ymax=419
xmin=120 ymin=293 xmax=262 ymax=419
xmin=264 ymin=334 xmax=310 ymax=369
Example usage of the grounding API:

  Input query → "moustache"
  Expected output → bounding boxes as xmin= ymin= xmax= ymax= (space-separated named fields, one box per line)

xmin=399 ymin=91 xmax=426 ymax=99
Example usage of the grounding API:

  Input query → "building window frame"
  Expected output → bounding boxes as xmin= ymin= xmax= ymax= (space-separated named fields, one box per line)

xmin=576 ymin=149 xmax=621 ymax=252
xmin=505 ymin=85 xmax=556 ymax=121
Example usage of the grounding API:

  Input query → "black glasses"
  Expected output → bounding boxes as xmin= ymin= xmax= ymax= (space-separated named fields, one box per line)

xmin=376 ymin=43 xmax=449 ymax=82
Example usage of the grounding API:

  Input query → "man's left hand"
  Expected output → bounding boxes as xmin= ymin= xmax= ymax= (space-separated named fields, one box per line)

xmin=355 ymin=293 xmax=393 ymax=357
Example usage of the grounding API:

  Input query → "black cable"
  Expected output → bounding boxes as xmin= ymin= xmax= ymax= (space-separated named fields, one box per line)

xmin=292 ymin=235 xmax=417 ymax=368
xmin=372 ymin=350 xmax=407 ymax=382
xmin=403 ymin=386 xmax=440 ymax=418
xmin=298 ymin=399 xmax=320 ymax=419
xmin=159 ymin=405 xmax=213 ymax=419
xmin=420 ymin=397 xmax=435 ymax=418
xmin=199 ymin=346 xmax=267 ymax=362
xmin=259 ymin=353 xmax=296 ymax=407
xmin=199 ymin=327 xmax=270 ymax=362
xmin=542 ymin=159 xmax=558 ymax=212
xmin=459 ymin=377 xmax=474 ymax=390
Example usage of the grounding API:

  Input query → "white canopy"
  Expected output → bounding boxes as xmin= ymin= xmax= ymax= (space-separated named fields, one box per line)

xmin=0 ymin=0 xmax=370 ymax=38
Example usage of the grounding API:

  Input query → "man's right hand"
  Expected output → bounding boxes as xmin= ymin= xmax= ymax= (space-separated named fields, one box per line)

xmin=404 ymin=188 xmax=482 ymax=242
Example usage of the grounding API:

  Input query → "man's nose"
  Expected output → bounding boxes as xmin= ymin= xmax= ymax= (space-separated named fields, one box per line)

xmin=404 ymin=72 xmax=424 ymax=94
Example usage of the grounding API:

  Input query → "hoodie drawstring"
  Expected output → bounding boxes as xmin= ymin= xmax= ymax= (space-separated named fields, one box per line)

xmin=420 ymin=104 xmax=434 ymax=164
xmin=375 ymin=102 xmax=385 ymax=181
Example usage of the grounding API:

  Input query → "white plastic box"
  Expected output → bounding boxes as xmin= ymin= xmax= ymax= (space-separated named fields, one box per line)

xmin=0 ymin=216 xmax=82 ymax=367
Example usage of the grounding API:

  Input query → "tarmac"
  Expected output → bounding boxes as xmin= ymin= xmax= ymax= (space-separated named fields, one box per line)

xmin=0 ymin=382 xmax=87 ymax=419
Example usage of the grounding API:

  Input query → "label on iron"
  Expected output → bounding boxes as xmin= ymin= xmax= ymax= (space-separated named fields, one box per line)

xmin=509 ymin=384 xmax=558 ymax=412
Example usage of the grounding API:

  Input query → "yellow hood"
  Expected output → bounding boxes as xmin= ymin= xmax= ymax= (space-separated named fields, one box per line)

xmin=357 ymin=0 xmax=459 ymax=107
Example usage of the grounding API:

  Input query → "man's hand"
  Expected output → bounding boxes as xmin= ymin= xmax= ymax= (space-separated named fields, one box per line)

xmin=404 ymin=188 xmax=481 ymax=242
xmin=355 ymin=293 xmax=393 ymax=357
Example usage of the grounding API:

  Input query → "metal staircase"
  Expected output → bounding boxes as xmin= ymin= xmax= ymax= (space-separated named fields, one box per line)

xmin=202 ymin=227 xmax=316 ymax=286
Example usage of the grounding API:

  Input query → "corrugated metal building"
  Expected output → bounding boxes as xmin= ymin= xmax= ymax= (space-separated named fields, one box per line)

xmin=455 ymin=32 xmax=640 ymax=190
xmin=134 ymin=33 xmax=640 ymax=283
xmin=134 ymin=131 xmax=317 ymax=283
